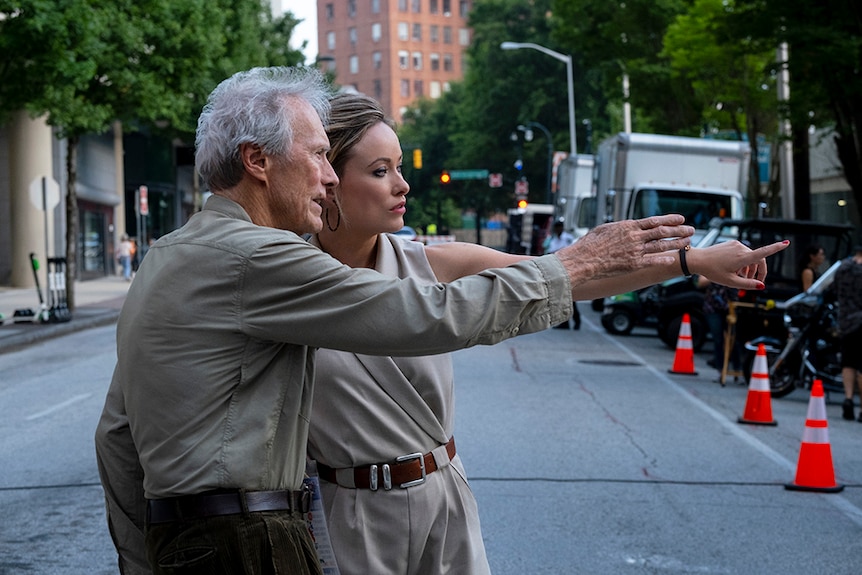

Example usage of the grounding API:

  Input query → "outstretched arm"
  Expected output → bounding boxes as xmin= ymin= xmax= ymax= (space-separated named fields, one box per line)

xmin=426 ymin=215 xmax=788 ymax=300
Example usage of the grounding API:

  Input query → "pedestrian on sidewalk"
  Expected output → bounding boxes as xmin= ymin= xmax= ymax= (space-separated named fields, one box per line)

xmin=116 ymin=235 xmax=135 ymax=281
xmin=94 ymin=65 xmax=787 ymax=575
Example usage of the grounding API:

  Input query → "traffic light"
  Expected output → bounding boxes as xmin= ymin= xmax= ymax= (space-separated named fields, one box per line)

xmin=516 ymin=198 xmax=528 ymax=209
xmin=440 ymin=171 xmax=451 ymax=184
xmin=413 ymin=149 xmax=423 ymax=169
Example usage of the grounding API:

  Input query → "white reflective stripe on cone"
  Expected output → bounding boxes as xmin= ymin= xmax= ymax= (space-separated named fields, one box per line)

xmin=801 ymin=421 xmax=830 ymax=444
xmin=806 ymin=397 xmax=827 ymax=421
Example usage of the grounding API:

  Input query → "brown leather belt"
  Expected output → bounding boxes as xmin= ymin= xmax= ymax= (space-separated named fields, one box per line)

xmin=146 ymin=487 xmax=312 ymax=525
xmin=317 ymin=437 xmax=456 ymax=491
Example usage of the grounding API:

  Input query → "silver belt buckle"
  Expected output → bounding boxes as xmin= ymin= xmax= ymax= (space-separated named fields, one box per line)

xmin=396 ymin=452 xmax=426 ymax=488
xmin=369 ymin=464 xmax=378 ymax=491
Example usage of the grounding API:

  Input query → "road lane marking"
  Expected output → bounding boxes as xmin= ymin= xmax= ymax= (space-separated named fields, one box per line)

xmin=26 ymin=393 xmax=91 ymax=421
xmin=598 ymin=326 xmax=862 ymax=529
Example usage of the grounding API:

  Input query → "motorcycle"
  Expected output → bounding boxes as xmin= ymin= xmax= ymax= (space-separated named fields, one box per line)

xmin=743 ymin=261 xmax=844 ymax=398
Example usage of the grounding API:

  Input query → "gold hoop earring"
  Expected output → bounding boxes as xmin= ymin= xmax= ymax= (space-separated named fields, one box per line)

xmin=325 ymin=207 xmax=341 ymax=232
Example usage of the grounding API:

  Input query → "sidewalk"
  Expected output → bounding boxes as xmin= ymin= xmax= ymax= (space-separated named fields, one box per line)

xmin=0 ymin=274 xmax=130 ymax=353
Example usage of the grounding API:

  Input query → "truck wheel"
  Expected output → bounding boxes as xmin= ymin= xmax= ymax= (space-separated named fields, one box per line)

xmin=601 ymin=309 xmax=635 ymax=335
xmin=661 ymin=314 xmax=706 ymax=352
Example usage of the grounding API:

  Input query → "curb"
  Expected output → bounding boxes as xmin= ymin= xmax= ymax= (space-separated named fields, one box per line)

xmin=0 ymin=309 xmax=121 ymax=354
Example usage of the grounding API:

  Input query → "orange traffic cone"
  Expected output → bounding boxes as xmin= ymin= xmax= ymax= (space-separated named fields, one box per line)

xmin=785 ymin=380 xmax=844 ymax=492
xmin=668 ymin=313 xmax=697 ymax=375
xmin=738 ymin=343 xmax=777 ymax=426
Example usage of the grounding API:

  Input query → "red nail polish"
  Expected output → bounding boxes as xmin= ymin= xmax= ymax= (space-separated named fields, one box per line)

xmin=756 ymin=281 xmax=765 ymax=290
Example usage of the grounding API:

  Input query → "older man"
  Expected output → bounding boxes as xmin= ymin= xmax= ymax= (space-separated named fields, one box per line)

xmin=95 ymin=66 xmax=786 ymax=575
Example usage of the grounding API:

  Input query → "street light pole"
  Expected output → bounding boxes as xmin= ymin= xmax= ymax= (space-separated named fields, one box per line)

xmin=500 ymin=42 xmax=577 ymax=156
xmin=518 ymin=122 xmax=554 ymax=204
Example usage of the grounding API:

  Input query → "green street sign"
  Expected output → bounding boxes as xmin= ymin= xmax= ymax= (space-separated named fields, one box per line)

xmin=449 ymin=169 xmax=489 ymax=180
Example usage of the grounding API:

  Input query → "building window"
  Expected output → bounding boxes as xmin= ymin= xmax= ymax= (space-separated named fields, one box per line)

xmin=459 ymin=28 xmax=469 ymax=46
xmin=398 ymin=22 xmax=409 ymax=41
xmin=373 ymin=79 xmax=382 ymax=100
xmin=430 ymin=53 xmax=440 ymax=71
xmin=412 ymin=23 xmax=422 ymax=41
xmin=373 ymin=51 xmax=382 ymax=69
xmin=443 ymin=0 xmax=451 ymax=15
xmin=327 ymin=31 xmax=336 ymax=51
xmin=443 ymin=53 xmax=453 ymax=71
xmin=430 ymin=25 xmax=438 ymax=42
xmin=325 ymin=3 xmax=334 ymax=21
xmin=372 ymin=23 xmax=382 ymax=42
xmin=349 ymin=27 xmax=357 ymax=47
xmin=372 ymin=0 xmax=380 ymax=13
xmin=443 ymin=26 xmax=452 ymax=44
xmin=414 ymin=80 xmax=424 ymax=97
xmin=398 ymin=0 xmax=407 ymax=11
xmin=430 ymin=81 xmax=441 ymax=98
xmin=349 ymin=55 xmax=359 ymax=74
xmin=412 ymin=51 xmax=422 ymax=70
xmin=348 ymin=0 xmax=356 ymax=17
xmin=412 ymin=0 xmax=421 ymax=12
xmin=430 ymin=0 xmax=438 ymax=14
xmin=401 ymin=79 xmax=410 ymax=97
xmin=398 ymin=50 xmax=409 ymax=69
xmin=459 ymin=0 xmax=469 ymax=17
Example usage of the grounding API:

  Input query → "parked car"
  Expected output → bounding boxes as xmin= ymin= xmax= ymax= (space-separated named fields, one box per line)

xmin=653 ymin=218 xmax=856 ymax=351
xmin=600 ymin=284 xmax=661 ymax=336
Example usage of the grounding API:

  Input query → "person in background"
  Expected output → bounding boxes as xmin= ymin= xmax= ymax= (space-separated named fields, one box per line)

xmin=800 ymin=244 xmax=825 ymax=291
xmin=116 ymin=234 xmax=135 ymax=281
xmin=93 ymin=66 xmax=787 ymax=575
xmin=546 ymin=219 xmax=581 ymax=329
xmin=836 ymin=244 xmax=862 ymax=421
xmin=697 ymin=275 xmax=740 ymax=373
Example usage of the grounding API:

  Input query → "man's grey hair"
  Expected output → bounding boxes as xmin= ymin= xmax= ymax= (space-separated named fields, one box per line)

xmin=195 ymin=66 xmax=332 ymax=191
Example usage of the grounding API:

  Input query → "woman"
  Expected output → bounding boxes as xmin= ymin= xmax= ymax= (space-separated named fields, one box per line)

xmin=306 ymin=92 xmax=784 ymax=573
xmin=800 ymin=244 xmax=825 ymax=291
xmin=307 ymin=92 xmax=525 ymax=574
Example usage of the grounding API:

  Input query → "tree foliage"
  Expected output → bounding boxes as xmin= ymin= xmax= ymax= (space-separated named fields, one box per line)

xmin=0 ymin=0 xmax=306 ymax=303
xmin=662 ymin=0 xmax=777 ymax=209
xmin=726 ymin=0 xmax=862 ymax=226
xmin=552 ymin=0 xmax=700 ymax=136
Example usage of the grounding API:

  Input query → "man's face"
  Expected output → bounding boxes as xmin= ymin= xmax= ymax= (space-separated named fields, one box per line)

xmin=266 ymin=99 xmax=338 ymax=234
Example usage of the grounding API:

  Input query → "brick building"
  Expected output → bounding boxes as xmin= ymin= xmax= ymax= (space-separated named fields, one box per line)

xmin=316 ymin=0 xmax=472 ymax=120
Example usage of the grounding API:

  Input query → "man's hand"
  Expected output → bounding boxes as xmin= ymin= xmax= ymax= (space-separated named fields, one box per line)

xmin=554 ymin=215 xmax=694 ymax=286
xmin=688 ymin=239 xmax=790 ymax=290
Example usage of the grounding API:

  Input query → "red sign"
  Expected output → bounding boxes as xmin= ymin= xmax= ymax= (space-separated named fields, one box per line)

xmin=515 ymin=179 xmax=528 ymax=195
xmin=489 ymin=172 xmax=503 ymax=188
xmin=139 ymin=185 xmax=149 ymax=216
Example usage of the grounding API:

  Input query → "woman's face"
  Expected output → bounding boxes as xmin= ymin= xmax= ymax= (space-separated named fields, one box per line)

xmin=333 ymin=121 xmax=409 ymax=236
xmin=811 ymin=249 xmax=825 ymax=266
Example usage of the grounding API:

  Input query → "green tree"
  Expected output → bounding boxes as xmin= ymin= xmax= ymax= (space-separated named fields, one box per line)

xmin=728 ymin=0 xmax=862 ymax=225
xmin=0 ymin=0 xmax=305 ymax=305
xmin=454 ymin=0 xmax=583 ymax=229
xmin=552 ymin=0 xmax=700 ymax=138
xmin=662 ymin=0 xmax=777 ymax=210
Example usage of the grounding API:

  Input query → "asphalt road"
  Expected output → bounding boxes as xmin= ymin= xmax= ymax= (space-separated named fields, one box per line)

xmin=1 ymin=309 xmax=861 ymax=574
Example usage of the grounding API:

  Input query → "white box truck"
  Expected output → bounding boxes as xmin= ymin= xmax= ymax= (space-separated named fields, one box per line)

xmin=555 ymin=154 xmax=596 ymax=240
xmin=593 ymin=133 xmax=750 ymax=241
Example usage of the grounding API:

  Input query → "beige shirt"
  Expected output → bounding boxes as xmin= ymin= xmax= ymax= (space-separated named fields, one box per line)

xmin=308 ymin=233 xmax=454 ymax=466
